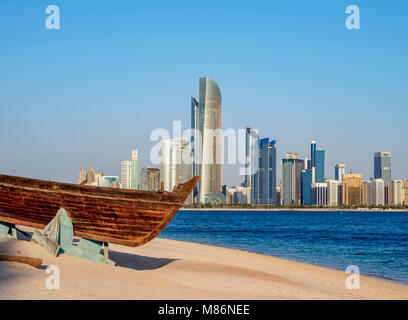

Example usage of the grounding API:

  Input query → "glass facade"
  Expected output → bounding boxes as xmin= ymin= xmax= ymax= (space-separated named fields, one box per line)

xmin=374 ymin=152 xmax=391 ymax=183
xmin=281 ymin=156 xmax=304 ymax=205
xmin=244 ymin=127 xmax=259 ymax=189
xmin=301 ymin=169 xmax=312 ymax=205
xmin=315 ymin=148 xmax=325 ymax=183
xmin=191 ymin=77 xmax=223 ymax=204
xmin=160 ymin=138 xmax=193 ymax=204
xmin=252 ymin=138 xmax=277 ymax=204
xmin=335 ymin=164 xmax=346 ymax=181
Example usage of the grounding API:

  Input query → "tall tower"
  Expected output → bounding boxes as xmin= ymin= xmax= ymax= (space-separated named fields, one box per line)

xmin=78 ymin=168 xmax=87 ymax=184
xmin=374 ymin=152 xmax=391 ymax=183
xmin=335 ymin=164 xmax=346 ymax=181
xmin=160 ymin=138 xmax=193 ymax=204
xmin=281 ymin=153 xmax=304 ymax=205
xmin=192 ymin=77 xmax=223 ymax=204
xmin=130 ymin=150 xmax=139 ymax=190
xmin=244 ymin=127 xmax=259 ymax=189
xmin=121 ymin=160 xmax=131 ymax=189
xmin=310 ymin=140 xmax=325 ymax=183
xmin=252 ymin=138 xmax=277 ymax=205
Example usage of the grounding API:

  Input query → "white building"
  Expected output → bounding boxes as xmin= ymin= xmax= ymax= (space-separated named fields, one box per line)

xmin=121 ymin=149 xmax=139 ymax=190
xmin=121 ymin=160 xmax=131 ymax=189
xmin=325 ymin=179 xmax=340 ymax=207
xmin=391 ymin=180 xmax=404 ymax=205
xmin=160 ymin=138 xmax=193 ymax=204
xmin=368 ymin=179 xmax=385 ymax=206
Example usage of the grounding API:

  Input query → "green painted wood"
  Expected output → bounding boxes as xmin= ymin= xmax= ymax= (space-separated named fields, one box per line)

xmin=0 ymin=222 xmax=9 ymax=237
xmin=0 ymin=222 xmax=17 ymax=239
xmin=32 ymin=207 xmax=116 ymax=265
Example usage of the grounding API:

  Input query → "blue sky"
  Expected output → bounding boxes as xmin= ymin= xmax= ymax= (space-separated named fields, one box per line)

xmin=0 ymin=0 xmax=407 ymax=186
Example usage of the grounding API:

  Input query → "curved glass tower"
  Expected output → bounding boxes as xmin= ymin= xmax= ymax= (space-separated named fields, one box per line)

xmin=191 ymin=77 xmax=223 ymax=203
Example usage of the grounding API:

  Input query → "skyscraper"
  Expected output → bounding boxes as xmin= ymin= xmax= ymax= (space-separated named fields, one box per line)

xmin=374 ymin=152 xmax=391 ymax=183
xmin=140 ymin=168 xmax=161 ymax=191
xmin=160 ymin=138 xmax=193 ymax=204
xmin=342 ymin=174 xmax=363 ymax=206
xmin=87 ymin=167 xmax=96 ymax=185
xmin=315 ymin=148 xmax=325 ymax=183
xmin=310 ymin=141 xmax=325 ymax=183
xmin=121 ymin=149 xmax=139 ymax=190
xmin=390 ymin=180 xmax=404 ymax=205
xmin=130 ymin=150 xmax=139 ymax=190
xmin=244 ymin=127 xmax=259 ymax=189
xmin=121 ymin=160 xmax=131 ymax=189
xmin=281 ymin=153 xmax=304 ymax=205
xmin=301 ymin=169 xmax=312 ymax=205
xmin=404 ymin=179 xmax=408 ymax=205
xmin=78 ymin=168 xmax=87 ymax=184
xmin=251 ymin=138 xmax=277 ymax=204
xmin=369 ymin=179 xmax=385 ymax=206
xmin=191 ymin=77 xmax=224 ymax=204
xmin=335 ymin=164 xmax=346 ymax=181
xmin=326 ymin=179 xmax=340 ymax=207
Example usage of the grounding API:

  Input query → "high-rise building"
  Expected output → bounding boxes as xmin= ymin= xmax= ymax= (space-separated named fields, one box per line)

xmin=251 ymin=138 xmax=277 ymax=205
xmin=342 ymin=174 xmax=363 ymax=206
xmin=391 ymin=180 xmax=404 ymax=205
xmin=326 ymin=179 xmax=340 ymax=207
xmin=130 ymin=150 xmax=139 ymax=190
xmin=301 ymin=169 xmax=312 ymax=205
xmin=315 ymin=148 xmax=325 ymax=183
xmin=121 ymin=160 xmax=131 ymax=189
xmin=78 ymin=168 xmax=87 ymax=184
xmin=311 ymin=183 xmax=327 ymax=206
xmin=191 ymin=77 xmax=223 ymax=204
xmin=281 ymin=153 xmax=304 ymax=205
xmin=120 ymin=149 xmax=139 ymax=190
xmin=374 ymin=152 xmax=391 ymax=183
xmin=362 ymin=181 xmax=369 ymax=205
xmin=404 ymin=179 xmax=408 ymax=205
xmin=87 ymin=167 xmax=96 ymax=185
xmin=160 ymin=138 xmax=193 ymax=204
xmin=370 ymin=179 xmax=385 ymax=206
xmin=140 ymin=168 xmax=161 ymax=191
xmin=335 ymin=164 xmax=346 ymax=181
xmin=311 ymin=141 xmax=316 ymax=168
xmin=244 ymin=127 xmax=259 ymax=189
xmin=310 ymin=141 xmax=325 ymax=183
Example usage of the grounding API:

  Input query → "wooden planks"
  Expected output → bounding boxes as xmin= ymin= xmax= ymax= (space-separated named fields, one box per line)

xmin=0 ymin=174 xmax=200 ymax=247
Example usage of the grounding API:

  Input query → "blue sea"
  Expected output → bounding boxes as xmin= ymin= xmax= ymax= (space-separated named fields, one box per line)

xmin=159 ymin=210 xmax=408 ymax=284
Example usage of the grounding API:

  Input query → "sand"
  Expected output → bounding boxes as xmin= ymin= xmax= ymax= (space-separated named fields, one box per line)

xmin=0 ymin=233 xmax=407 ymax=300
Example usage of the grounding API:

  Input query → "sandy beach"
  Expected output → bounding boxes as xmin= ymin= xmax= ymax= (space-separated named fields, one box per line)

xmin=0 ymin=233 xmax=407 ymax=300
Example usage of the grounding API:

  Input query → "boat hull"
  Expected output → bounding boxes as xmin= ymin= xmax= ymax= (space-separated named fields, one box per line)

xmin=0 ymin=174 xmax=199 ymax=247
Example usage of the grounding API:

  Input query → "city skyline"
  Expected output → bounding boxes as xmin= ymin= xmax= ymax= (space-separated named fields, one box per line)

xmin=0 ymin=1 xmax=407 ymax=186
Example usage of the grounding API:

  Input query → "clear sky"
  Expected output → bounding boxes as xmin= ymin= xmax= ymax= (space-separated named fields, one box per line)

xmin=0 ymin=0 xmax=407 ymax=186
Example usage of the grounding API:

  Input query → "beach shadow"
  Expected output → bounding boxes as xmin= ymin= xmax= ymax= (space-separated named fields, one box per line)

xmin=108 ymin=250 xmax=178 ymax=271
xmin=8 ymin=227 xmax=177 ymax=271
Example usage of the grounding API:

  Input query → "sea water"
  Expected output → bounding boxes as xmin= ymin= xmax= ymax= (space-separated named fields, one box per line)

xmin=159 ymin=210 xmax=408 ymax=284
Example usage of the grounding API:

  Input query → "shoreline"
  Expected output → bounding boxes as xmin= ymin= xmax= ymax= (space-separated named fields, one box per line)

xmin=180 ymin=208 xmax=408 ymax=212
xmin=1 ymin=233 xmax=407 ymax=299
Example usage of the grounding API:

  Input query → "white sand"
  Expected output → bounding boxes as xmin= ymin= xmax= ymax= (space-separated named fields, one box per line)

xmin=0 ymin=234 xmax=407 ymax=300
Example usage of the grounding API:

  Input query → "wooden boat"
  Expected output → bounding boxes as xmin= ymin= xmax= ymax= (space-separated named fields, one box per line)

xmin=0 ymin=174 xmax=199 ymax=247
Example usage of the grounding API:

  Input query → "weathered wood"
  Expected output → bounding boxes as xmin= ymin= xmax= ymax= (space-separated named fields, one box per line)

xmin=0 ymin=174 xmax=200 ymax=247
xmin=0 ymin=255 xmax=42 ymax=268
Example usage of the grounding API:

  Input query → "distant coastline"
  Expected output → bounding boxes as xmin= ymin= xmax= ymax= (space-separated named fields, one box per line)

xmin=180 ymin=207 xmax=408 ymax=212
